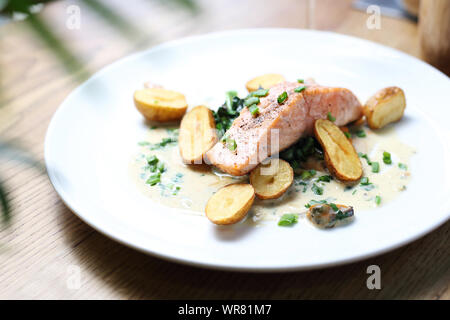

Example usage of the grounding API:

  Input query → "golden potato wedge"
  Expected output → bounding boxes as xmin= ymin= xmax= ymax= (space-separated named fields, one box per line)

xmin=250 ymin=159 xmax=293 ymax=199
xmin=205 ymin=184 xmax=255 ymax=225
xmin=314 ymin=119 xmax=362 ymax=182
xmin=179 ymin=105 xmax=218 ymax=164
xmin=363 ymin=87 xmax=406 ymax=129
xmin=245 ymin=74 xmax=286 ymax=92
xmin=134 ymin=88 xmax=187 ymax=122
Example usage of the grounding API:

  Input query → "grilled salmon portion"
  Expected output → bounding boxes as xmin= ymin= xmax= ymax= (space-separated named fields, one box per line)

xmin=206 ymin=82 xmax=362 ymax=176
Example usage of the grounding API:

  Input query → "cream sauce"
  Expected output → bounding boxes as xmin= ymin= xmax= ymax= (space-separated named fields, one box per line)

xmin=130 ymin=125 xmax=415 ymax=223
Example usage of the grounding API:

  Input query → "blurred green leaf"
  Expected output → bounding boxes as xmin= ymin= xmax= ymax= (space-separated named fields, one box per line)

xmin=0 ymin=141 xmax=45 ymax=227
xmin=0 ymin=179 xmax=11 ymax=225
xmin=82 ymin=0 xmax=143 ymax=40
xmin=0 ymin=140 xmax=45 ymax=171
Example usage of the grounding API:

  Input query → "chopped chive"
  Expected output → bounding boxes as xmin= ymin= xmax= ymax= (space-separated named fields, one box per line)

xmin=146 ymin=155 xmax=158 ymax=165
xmin=358 ymin=152 xmax=372 ymax=165
xmin=383 ymin=151 xmax=392 ymax=164
xmin=157 ymin=162 xmax=165 ymax=173
xmin=317 ymin=175 xmax=332 ymax=182
xmin=294 ymin=86 xmax=306 ymax=93
xmin=355 ymin=129 xmax=366 ymax=138
xmin=352 ymin=189 xmax=357 ymax=195
xmin=146 ymin=173 xmax=161 ymax=186
xmin=225 ymin=91 xmax=238 ymax=110
xmin=344 ymin=131 xmax=351 ymax=139
xmin=375 ymin=195 xmax=381 ymax=205
xmin=330 ymin=203 xmax=339 ymax=212
xmin=297 ymin=79 xmax=304 ymax=83
xmin=360 ymin=177 xmax=370 ymax=185
xmin=311 ymin=183 xmax=323 ymax=195
xmin=305 ymin=199 xmax=328 ymax=208
xmin=398 ymin=163 xmax=407 ymax=170
xmin=300 ymin=170 xmax=316 ymax=180
xmin=335 ymin=210 xmax=351 ymax=220
xmin=278 ymin=213 xmax=298 ymax=226
xmin=327 ymin=112 xmax=336 ymax=122
xmin=244 ymin=96 xmax=260 ymax=107
xmin=371 ymin=161 xmax=380 ymax=173
xmin=226 ymin=138 xmax=237 ymax=151
xmin=251 ymin=89 xmax=269 ymax=97
xmin=248 ymin=104 xmax=260 ymax=116
xmin=277 ymin=91 xmax=288 ymax=104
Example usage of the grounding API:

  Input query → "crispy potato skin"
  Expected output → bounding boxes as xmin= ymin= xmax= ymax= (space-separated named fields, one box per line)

xmin=250 ymin=159 xmax=293 ymax=199
xmin=134 ymin=88 xmax=187 ymax=122
xmin=245 ymin=74 xmax=286 ymax=92
xmin=314 ymin=119 xmax=362 ymax=182
xmin=179 ymin=105 xmax=218 ymax=164
xmin=363 ymin=87 xmax=406 ymax=129
xmin=205 ymin=184 xmax=255 ymax=225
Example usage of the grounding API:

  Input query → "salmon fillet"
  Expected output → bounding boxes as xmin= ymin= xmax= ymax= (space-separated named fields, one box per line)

xmin=206 ymin=81 xmax=362 ymax=176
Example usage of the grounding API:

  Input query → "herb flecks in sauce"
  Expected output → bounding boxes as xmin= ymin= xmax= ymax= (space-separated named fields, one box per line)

xmin=132 ymin=99 xmax=415 ymax=223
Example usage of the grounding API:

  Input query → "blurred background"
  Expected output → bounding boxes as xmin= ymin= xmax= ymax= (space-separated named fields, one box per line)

xmin=0 ymin=0 xmax=449 ymax=299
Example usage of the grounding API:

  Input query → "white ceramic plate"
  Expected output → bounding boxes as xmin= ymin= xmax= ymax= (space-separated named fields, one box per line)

xmin=45 ymin=29 xmax=450 ymax=271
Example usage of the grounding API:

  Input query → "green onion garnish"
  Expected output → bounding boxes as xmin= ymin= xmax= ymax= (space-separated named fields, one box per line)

xmin=344 ymin=131 xmax=351 ymax=139
xmin=226 ymin=138 xmax=237 ymax=151
xmin=383 ymin=151 xmax=392 ymax=164
xmin=371 ymin=162 xmax=380 ymax=173
xmin=300 ymin=170 xmax=316 ymax=180
xmin=278 ymin=213 xmax=298 ymax=226
xmin=317 ymin=175 xmax=332 ymax=182
xmin=311 ymin=183 xmax=323 ymax=195
xmin=355 ymin=129 xmax=366 ymax=138
xmin=146 ymin=173 xmax=161 ymax=186
xmin=146 ymin=155 xmax=158 ymax=165
xmin=398 ymin=163 xmax=407 ymax=170
xmin=375 ymin=195 xmax=381 ymax=205
xmin=248 ymin=104 xmax=260 ymax=116
xmin=225 ymin=91 xmax=237 ymax=110
xmin=360 ymin=177 xmax=370 ymax=185
xmin=358 ymin=152 xmax=372 ymax=165
xmin=330 ymin=203 xmax=339 ymax=212
xmin=251 ymin=89 xmax=269 ymax=97
xmin=305 ymin=199 xmax=328 ymax=208
xmin=297 ymin=79 xmax=304 ymax=83
xmin=244 ymin=96 xmax=260 ymax=107
xmin=294 ymin=86 xmax=306 ymax=93
xmin=277 ymin=91 xmax=288 ymax=104
xmin=327 ymin=112 xmax=336 ymax=122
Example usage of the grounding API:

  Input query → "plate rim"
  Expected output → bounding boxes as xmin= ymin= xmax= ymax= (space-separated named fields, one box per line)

xmin=44 ymin=28 xmax=450 ymax=272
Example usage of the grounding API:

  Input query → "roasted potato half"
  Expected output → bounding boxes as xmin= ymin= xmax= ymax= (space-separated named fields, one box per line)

xmin=250 ymin=159 xmax=294 ymax=199
xmin=179 ymin=105 xmax=218 ymax=164
xmin=314 ymin=119 xmax=363 ymax=182
xmin=205 ymin=184 xmax=255 ymax=225
xmin=245 ymin=74 xmax=286 ymax=92
xmin=363 ymin=87 xmax=406 ymax=129
xmin=134 ymin=88 xmax=187 ymax=122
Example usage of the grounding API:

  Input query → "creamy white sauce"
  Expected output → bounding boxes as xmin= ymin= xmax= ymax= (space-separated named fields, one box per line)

xmin=130 ymin=125 xmax=415 ymax=223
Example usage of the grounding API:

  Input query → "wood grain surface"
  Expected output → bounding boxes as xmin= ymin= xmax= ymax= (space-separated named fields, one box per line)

xmin=0 ymin=0 xmax=448 ymax=299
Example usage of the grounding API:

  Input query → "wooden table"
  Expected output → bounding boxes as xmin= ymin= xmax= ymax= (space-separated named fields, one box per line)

xmin=0 ymin=0 xmax=448 ymax=299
